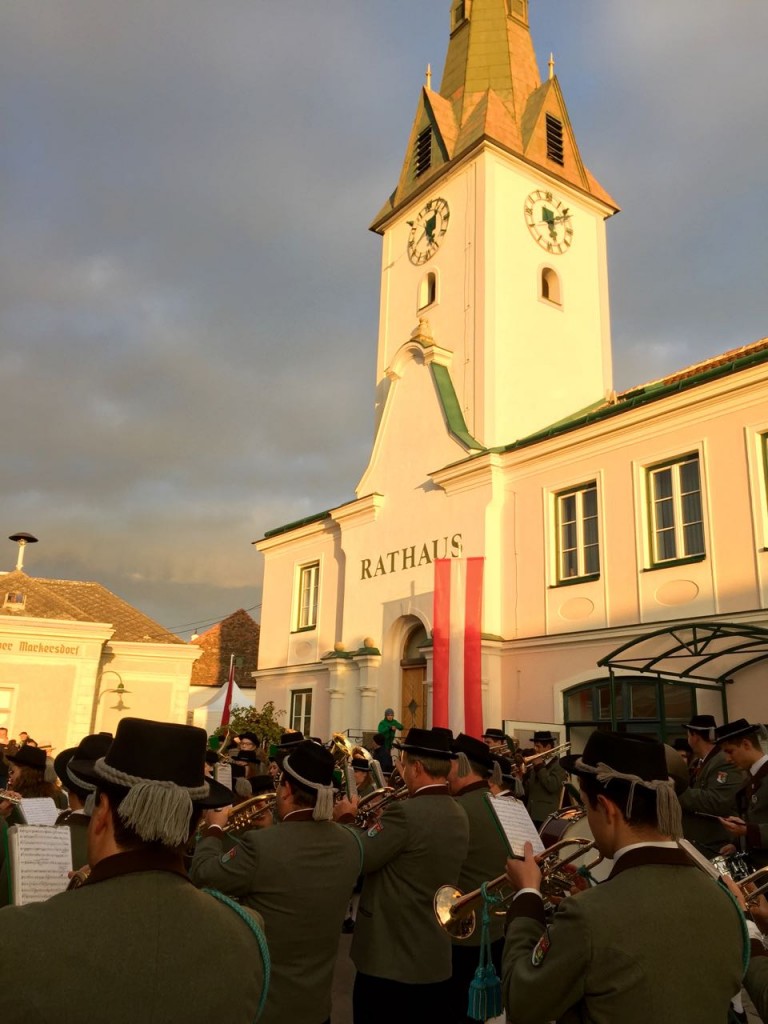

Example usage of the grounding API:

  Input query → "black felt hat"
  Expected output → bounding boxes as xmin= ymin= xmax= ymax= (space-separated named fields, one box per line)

xmin=204 ymin=749 xmax=220 ymax=766
xmin=278 ymin=731 xmax=305 ymax=749
xmin=237 ymin=732 xmax=259 ymax=745
xmin=74 ymin=717 xmax=235 ymax=812
xmin=685 ymin=715 xmax=717 ymax=740
xmin=247 ymin=775 xmax=276 ymax=796
xmin=55 ymin=732 xmax=113 ymax=792
xmin=393 ymin=727 xmax=455 ymax=759
xmin=6 ymin=744 xmax=47 ymax=771
xmin=231 ymin=749 xmax=259 ymax=764
xmin=566 ymin=731 xmax=668 ymax=782
xmin=530 ymin=731 xmax=557 ymax=745
xmin=283 ymin=741 xmax=335 ymax=787
xmin=431 ymin=727 xmax=454 ymax=743
xmin=351 ymin=756 xmax=371 ymax=772
xmin=452 ymin=733 xmax=494 ymax=771
xmin=482 ymin=728 xmax=505 ymax=741
xmin=715 ymin=719 xmax=760 ymax=744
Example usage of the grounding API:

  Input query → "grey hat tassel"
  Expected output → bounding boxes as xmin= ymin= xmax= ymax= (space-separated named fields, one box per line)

xmin=457 ymin=751 xmax=472 ymax=779
xmin=118 ymin=781 xmax=194 ymax=847
xmin=490 ymin=760 xmax=503 ymax=788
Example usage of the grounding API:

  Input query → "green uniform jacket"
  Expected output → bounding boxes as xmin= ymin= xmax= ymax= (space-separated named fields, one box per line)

xmin=351 ymin=784 xmax=469 ymax=983
xmin=0 ymin=848 xmax=266 ymax=1024
xmin=502 ymin=846 xmax=745 ymax=1024
xmin=679 ymin=748 xmax=744 ymax=852
xmin=191 ymin=811 xmax=361 ymax=1024
xmin=525 ymin=757 xmax=567 ymax=824
xmin=453 ymin=781 xmax=511 ymax=946
xmin=738 ymin=760 xmax=768 ymax=868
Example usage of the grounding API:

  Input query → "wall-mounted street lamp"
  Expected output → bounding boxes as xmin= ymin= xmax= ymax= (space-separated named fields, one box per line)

xmin=90 ymin=670 xmax=132 ymax=732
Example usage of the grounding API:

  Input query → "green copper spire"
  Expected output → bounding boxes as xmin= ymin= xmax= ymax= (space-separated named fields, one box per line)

xmin=441 ymin=0 xmax=540 ymax=126
xmin=371 ymin=0 xmax=616 ymax=231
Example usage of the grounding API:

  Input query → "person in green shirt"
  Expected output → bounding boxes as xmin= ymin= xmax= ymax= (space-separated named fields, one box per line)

xmin=376 ymin=709 xmax=403 ymax=750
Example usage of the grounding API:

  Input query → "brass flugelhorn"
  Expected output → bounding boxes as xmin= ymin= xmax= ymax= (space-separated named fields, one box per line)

xmin=223 ymin=793 xmax=276 ymax=835
xmin=434 ymin=837 xmax=603 ymax=940
xmin=522 ymin=742 xmax=570 ymax=766
xmin=355 ymin=784 xmax=408 ymax=828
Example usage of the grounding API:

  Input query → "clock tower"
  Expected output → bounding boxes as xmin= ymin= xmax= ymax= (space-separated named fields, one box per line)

xmin=369 ymin=0 xmax=618 ymax=452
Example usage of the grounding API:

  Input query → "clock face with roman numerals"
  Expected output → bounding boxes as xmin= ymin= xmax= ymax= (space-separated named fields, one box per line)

xmin=524 ymin=189 xmax=574 ymax=254
xmin=407 ymin=197 xmax=450 ymax=265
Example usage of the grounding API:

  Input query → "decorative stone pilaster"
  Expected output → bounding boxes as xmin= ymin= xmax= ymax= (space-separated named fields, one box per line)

xmin=354 ymin=639 xmax=382 ymax=731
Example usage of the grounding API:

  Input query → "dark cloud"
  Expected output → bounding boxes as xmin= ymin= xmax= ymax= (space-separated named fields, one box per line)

xmin=1 ymin=1 xmax=765 ymax=634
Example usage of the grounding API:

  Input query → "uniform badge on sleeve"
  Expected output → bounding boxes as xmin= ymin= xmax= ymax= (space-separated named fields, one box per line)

xmin=716 ymin=771 xmax=727 ymax=784
xmin=531 ymin=933 xmax=551 ymax=967
xmin=221 ymin=847 xmax=237 ymax=863
xmin=367 ymin=822 xmax=383 ymax=838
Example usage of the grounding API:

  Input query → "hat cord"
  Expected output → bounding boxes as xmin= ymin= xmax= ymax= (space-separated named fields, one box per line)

xmin=574 ymin=759 xmax=683 ymax=839
xmin=282 ymin=753 xmax=335 ymax=821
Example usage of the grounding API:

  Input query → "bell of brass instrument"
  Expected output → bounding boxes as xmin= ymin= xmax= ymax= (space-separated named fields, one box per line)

xmin=522 ymin=742 xmax=571 ymax=766
xmin=434 ymin=837 xmax=603 ymax=940
xmin=223 ymin=794 xmax=276 ymax=835
xmin=355 ymin=784 xmax=408 ymax=828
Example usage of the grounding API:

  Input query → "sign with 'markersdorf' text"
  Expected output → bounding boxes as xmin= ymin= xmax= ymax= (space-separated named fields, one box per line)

xmin=361 ymin=533 xmax=462 ymax=580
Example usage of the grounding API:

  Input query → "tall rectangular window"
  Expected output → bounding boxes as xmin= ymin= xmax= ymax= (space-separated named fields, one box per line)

xmin=296 ymin=561 xmax=319 ymax=631
xmin=556 ymin=483 xmax=600 ymax=582
xmin=290 ymin=689 xmax=312 ymax=734
xmin=648 ymin=455 xmax=705 ymax=564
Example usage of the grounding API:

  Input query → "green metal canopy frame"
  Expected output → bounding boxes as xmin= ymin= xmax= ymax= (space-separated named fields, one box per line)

xmin=596 ymin=621 xmax=768 ymax=728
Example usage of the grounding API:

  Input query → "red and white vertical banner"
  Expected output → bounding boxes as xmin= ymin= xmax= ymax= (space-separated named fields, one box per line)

xmin=432 ymin=557 xmax=484 ymax=736
xmin=220 ymin=654 xmax=236 ymax=728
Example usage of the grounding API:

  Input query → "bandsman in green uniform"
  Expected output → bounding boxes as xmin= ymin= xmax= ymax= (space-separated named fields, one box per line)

xmin=677 ymin=714 xmax=743 ymax=857
xmin=0 ymin=717 xmax=267 ymax=1024
xmin=503 ymin=731 xmax=746 ymax=1024
xmin=191 ymin=740 xmax=361 ymax=1024
xmin=447 ymin=732 xmax=512 ymax=1023
xmin=524 ymin=730 xmax=567 ymax=827
xmin=716 ymin=718 xmax=768 ymax=868
xmin=52 ymin=731 xmax=113 ymax=872
xmin=335 ymin=727 xmax=470 ymax=1024
xmin=351 ymin=754 xmax=376 ymax=799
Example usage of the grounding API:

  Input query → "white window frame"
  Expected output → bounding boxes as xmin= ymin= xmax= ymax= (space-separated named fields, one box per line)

xmin=294 ymin=561 xmax=320 ymax=632
xmin=647 ymin=454 xmax=705 ymax=566
xmin=290 ymin=688 xmax=313 ymax=734
xmin=555 ymin=482 xmax=600 ymax=583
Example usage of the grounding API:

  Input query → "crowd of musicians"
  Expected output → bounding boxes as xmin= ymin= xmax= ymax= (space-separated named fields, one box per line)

xmin=1 ymin=712 xmax=768 ymax=1023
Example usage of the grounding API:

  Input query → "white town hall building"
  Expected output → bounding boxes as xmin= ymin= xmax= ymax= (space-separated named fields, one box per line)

xmin=253 ymin=0 xmax=768 ymax=750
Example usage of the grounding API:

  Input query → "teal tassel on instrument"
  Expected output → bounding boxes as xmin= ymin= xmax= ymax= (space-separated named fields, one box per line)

xmin=467 ymin=882 xmax=503 ymax=1021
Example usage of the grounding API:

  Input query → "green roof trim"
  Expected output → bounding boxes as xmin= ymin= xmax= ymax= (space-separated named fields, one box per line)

xmin=263 ymin=510 xmax=331 ymax=540
xmin=490 ymin=343 xmax=768 ymax=456
xmin=430 ymin=363 xmax=484 ymax=451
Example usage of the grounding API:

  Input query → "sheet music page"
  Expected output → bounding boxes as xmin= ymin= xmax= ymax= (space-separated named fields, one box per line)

xmin=19 ymin=797 xmax=59 ymax=826
xmin=8 ymin=825 xmax=73 ymax=905
xmin=485 ymin=793 xmax=545 ymax=857
xmin=214 ymin=764 xmax=232 ymax=790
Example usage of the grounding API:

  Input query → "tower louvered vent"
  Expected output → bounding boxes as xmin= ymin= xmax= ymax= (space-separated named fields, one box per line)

xmin=415 ymin=127 xmax=432 ymax=178
xmin=546 ymin=114 xmax=565 ymax=166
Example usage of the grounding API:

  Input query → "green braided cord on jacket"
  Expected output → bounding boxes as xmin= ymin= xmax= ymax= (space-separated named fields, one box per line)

xmin=717 ymin=877 xmax=751 ymax=975
xmin=203 ymin=887 xmax=271 ymax=1021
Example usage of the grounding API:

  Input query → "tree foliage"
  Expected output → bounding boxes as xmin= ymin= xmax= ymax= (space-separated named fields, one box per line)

xmin=210 ymin=701 xmax=285 ymax=750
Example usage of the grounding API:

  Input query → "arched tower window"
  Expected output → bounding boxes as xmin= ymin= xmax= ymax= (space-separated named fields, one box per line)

xmin=541 ymin=267 xmax=561 ymax=305
xmin=418 ymin=271 xmax=437 ymax=311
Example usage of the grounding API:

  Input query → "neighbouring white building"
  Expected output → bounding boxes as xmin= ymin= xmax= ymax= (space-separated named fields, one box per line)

xmin=253 ymin=0 xmax=768 ymax=749
xmin=0 ymin=541 xmax=200 ymax=753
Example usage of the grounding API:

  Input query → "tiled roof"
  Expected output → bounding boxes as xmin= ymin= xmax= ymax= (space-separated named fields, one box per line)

xmin=0 ymin=570 xmax=183 ymax=644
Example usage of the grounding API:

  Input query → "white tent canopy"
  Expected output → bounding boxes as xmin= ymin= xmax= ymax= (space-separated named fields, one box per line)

xmin=188 ymin=680 xmax=253 ymax=736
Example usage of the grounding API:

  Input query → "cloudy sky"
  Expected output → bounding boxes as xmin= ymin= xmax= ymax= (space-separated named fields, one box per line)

xmin=1 ymin=1 xmax=766 ymax=639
